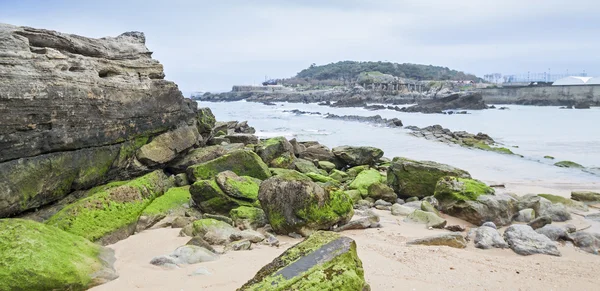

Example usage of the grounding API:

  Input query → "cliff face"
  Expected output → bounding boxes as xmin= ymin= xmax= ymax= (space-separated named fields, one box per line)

xmin=0 ymin=24 xmax=205 ymax=217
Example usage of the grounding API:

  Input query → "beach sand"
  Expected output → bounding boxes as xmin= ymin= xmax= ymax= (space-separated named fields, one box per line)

xmin=90 ymin=207 xmax=600 ymax=291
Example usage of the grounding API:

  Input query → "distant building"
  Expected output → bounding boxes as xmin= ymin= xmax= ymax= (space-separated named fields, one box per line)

xmin=552 ymin=76 xmax=595 ymax=86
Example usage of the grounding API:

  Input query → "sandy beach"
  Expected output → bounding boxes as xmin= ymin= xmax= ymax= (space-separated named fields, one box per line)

xmin=91 ymin=201 xmax=600 ymax=291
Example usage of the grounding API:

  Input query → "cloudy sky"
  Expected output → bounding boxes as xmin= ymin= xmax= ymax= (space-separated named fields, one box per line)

xmin=1 ymin=0 xmax=599 ymax=92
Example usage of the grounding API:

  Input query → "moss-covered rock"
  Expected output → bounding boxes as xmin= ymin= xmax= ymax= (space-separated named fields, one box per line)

xmin=366 ymin=182 xmax=397 ymax=203
xmin=421 ymin=200 xmax=441 ymax=216
xmin=434 ymin=176 xmax=494 ymax=203
xmin=538 ymin=194 xmax=588 ymax=211
xmin=554 ymin=160 xmax=584 ymax=169
xmin=258 ymin=175 xmax=354 ymax=236
xmin=0 ymin=219 xmax=118 ymax=291
xmin=318 ymin=161 xmax=337 ymax=173
xmin=348 ymin=169 xmax=386 ymax=197
xmin=270 ymin=152 xmax=296 ymax=169
xmin=256 ymin=137 xmax=294 ymax=165
xmin=329 ymin=169 xmax=350 ymax=182
xmin=387 ymin=157 xmax=471 ymax=198
xmin=238 ymin=231 xmax=368 ymax=291
xmin=405 ymin=209 xmax=446 ymax=228
xmin=191 ymin=218 xmax=234 ymax=236
xmin=345 ymin=190 xmax=362 ymax=204
xmin=230 ymin=206 xmax=267 ymax=229
xmin=46 ymin=170 xmax=172 ymax=244
xmin=136 ymin=186 xmax=191 ymax=231
xmin=332 ymin=145 xmax=384 ymax=167
xmin=544 ymin=155 xmax=555 ymax=160
xmin=196 ymin=107 xmax=216 ymax=136
xmin=571 ymin=191 xmax=600 ymax=202
xmin=190 ymin=179 xmax=258 ymax=216
xmin=270 ymin=168 xmax=312 ymax=181
xmin=216 ymin=171 xmax=261 ymax=201
xmin=294 ymin=158 xmax=323 ymax=174
xmin=346 ymin=165 xmax=369 ymax=179
xmin=186 ymin=150 xmax=271 ymax=182
xmin=167 ymin=143 xmax=245 ymax=173
xmin=306 ymin=172 xmax=340 ymax=185
xmin=136 ymin=125 xmax=200 ymax=167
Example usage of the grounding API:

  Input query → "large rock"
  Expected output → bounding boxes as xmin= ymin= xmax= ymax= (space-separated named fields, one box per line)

xmin=407 ymin=233 xmax=467 ymax=248
xmin=191 ymin=218 xmax=240 ymax=245
xmin=46 ymin=170 xmax=172 ymax=244
xmin=238 ymin=231 xmax=368 ymax=291
xmin=503 ymin=225 xmax=560 ymax=256
xmin=298 ymin=144 xmax=338 ymax=164
xmin=258 ymin=173 xmax=354 ymax=237
xmin=136 ymin=186 xmax=191 ymax=232
xmin=215 ymin=171 xmax=261 ymax=201
xmin=434 ymin=176 xmax=495 ymax=202
xmin=167 ymin=143 xmax=245 ymax=173
xmin=535 ymin=225 xmax=573 ymax=242
xmin=186 ymin=150 xmax=271 ymax=182
xmin=332 ymin=146 xmax=384 ymax=167
xmin=517 ymin=194 xmax=571 ymax=222
xmin=571 ymin=191 xmax=600 ymax=202
xmin=255 ymin=137 xmax=294 ymax=166
xmin=348 ymin=169 xmax=386 ymax=197
xmin=474 ymin=225 xmax=508 ymax=249
xmin=190 ymin=179 xmax=258 ymax=216
xmin=400 ymin=93 xmax=488 ymax=113
xmin=367 ymin=182 xmax=398 ymax=203
xmin=293 ymin=158 xmax=323 ymax=174
xmin=136 ymin=125 xmax=200 ymax=166
xmin=0 ymin=24 xmax=200 ymax=217
xmin=387 ymin=157 xmax=471 ymax=198
xmin=0 ymin=219 xmax=117 ymax=290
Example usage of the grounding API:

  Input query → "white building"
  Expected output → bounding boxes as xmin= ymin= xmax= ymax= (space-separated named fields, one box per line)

xmin=552 ymin=76 xmax=593 ymax=85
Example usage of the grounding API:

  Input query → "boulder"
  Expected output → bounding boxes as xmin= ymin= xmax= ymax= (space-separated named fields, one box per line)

xmin=348 ymin=169 xmax=386 ymax=197
xmin=269 ymin=152 xmax=296 ymax=169
xmin=474 ymin=225 xmax=508 ymax=249
xmin=391 ymin=204 xmax=415 ymax=216
xmin=404 ymin=210 xmax=446 ymax=228
xmin=238 ymin=231 xmax=368 ymax=290
xmin=289 ymin=138 xmax=306 ymax=156
xmin=136 ymin=125 xmax=200 ymax=167
xmin=225 ymin=134 xmax=258 ymax=145
xmin=538 ymin=194 xmax=588 ymax=211
xmin=154 ymin=245 xmax=218 ymax=265
xmin=255 ymin=137 xmax=294 ymax=165
xmin=186 ymin=237 xmax=217 ymax=253
xmin=190 ymin=179 xmax=258 ymax=216
xmin=332 ymin=146 xmax=384 ymax=167
xmin=136 ymin=186 xmax=191 ymax=232
xmin=0 ymin=24 xmax=200 ymax=218
xmin=503 ymin=225 xmax=560 ymax=256
xmin=230 ymin=206 xmax=267 ymax=230
xmin=407 ymin=233 xmax=467 ymax=249
xmin=434 ymin=176 xmax=495 ymax=202
xmin=294 ymin=158 xmax=323 ymax=174
xmin=225 ymin=239 xmax=252 ymax=252
xmin=334 ymin=215 xmax=380 ymax=232
xmin=46 ymin=170 xmax=172 ymax=244
xmin=192 ymin=218 xmax=240 ymax=245
xmin=167 ymin=143 xmax=245 ymax=173
xmin=514 ymin=208 xmax=535 ymax=222
xmin=420 ymin=201 xmax=441 ymax=216
xmin=318 ymin=161 xmax=337 ymax=172
xmin=258 ymin=174 xmax=353 ymax=237
xmin=571 ymin=191 xmax=600 ymax=202
xmin=572 ymin=232 xmax=600 ymax=255
xmin=367 ymin=182 xmax=398 ymax=203
xmin=186 ymin=150 xmax=271 ymax=182
xmin=527 ymin=216 xmax=552 ymax=230
xmin=329 ymin=169 xmax=350 ymax=182
xmin=535 ymin=225 xmax=573 ymax=242
xmin=0 ymin=219 xmax=118 ymax=290
xmin=387 ymin=157 xmax=471 ymax=198
xmin=347 ymin=165 xmax=369 ymax=179
xmin=538 ymin=199 xmax=572 ymax=222
xmin=215 ymin=171 xmax=261 ymax=201
xmin=345 ymin=190 xmax=362 ymax=204
xmin=231 ymin=230 xmax=266 ymax=243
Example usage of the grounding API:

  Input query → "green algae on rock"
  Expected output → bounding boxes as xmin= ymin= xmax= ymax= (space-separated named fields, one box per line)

xmin=255 ymin=137 xmax=294 ymax=165
xmin=554 ymin=160 xmax=584 ymax=169
xmin=190 ymin=179 xmax=258 ymax=215
xmin=306 ymin=172 xmax=340 ymax=185
xmin=317 ymin=161 xmax=337 ymax=173
xmin=434 ymin=176 xmax=495 ymax=203
xmin=230 ymin=206 xmax=267 ymax=229
xmin=46 ymin=170 xmax=172 ymax=244
xmin=186 ymin=150 xmax=271 ymax=182
xmin=238 ymin=231 xmax=368 ymax=291
xmin=136 ymin=186 xmax=192 ymax=231
xmin=332 ymin=145 xmax=384 ymax=167
xmin=216 ymin=171 xmax=261 ymax=201
xmin=348 ymin=169 xmax=386 ymax=197
xmin=0 ymin=219 xmax=117 ymax=291
xmin=538 ymin=194 xmax=588 ymax=211
xmin=329 ymin=169 xmax=350 ymax=182
xmin=293 ymin=158 xmax=324 ymax=175
xmin=191 ymin=218 xmax=235 ymax=236
xmin=269 ymin=152 xmax=296 ymax=169
xmin=388 ymin=157 xmax=471 ymax=198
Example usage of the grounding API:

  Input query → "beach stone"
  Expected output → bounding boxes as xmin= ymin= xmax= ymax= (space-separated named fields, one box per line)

xmin=406 ymin=197 xmax=419 ymax=203
xmin=422 ymin=196 xmax=440 ymax=208
xmin=258 ymin=173 xmax=353 ymax=237
xmin=191 ymin=218 xmax=240 ymax=244
xmin=585 ymin=213 xmax=600 ymax=222
xmin=349 ymin=169 xmax=386 ymax=197
xmin=225 ymin=239 xmax=252 ymax=252
xmin=299 ymin=144 xmax=338 ymax=165
xmin=387 ymin=157 xmax=471 ymax=198
xmin=355 ymin=199 xmax=373 ymax=210
xmin=334 ymin=216 xmax=380 ymax=232
xmin=482 ymin=222 xmax=497 ymax=229
xmin=564 ymin=224 xmax=577 ymax=233
xmin=186 ymin=150 xmax=271 ymax=182
xmin=318 ymin=161 xmax=337 ymax=172
xmin=262 ymin=233 xmax=280 ymax=247
xmin=150 ymin=255 xmax=179 ymax=269
xmin=396 ymin=198 xmax=405 ymax=204
xmin=421 ymin=201 xmax=441 ymax=216
xmin=535 ymin=225 xmax=573 ymax=242
xmin=170 ymin=245 xmax=219 ymax=264
xmin=238 ymin=231 xmax=368 ymax=290
xmin=231 ymin=230 xmax=265 ymax=243
xmin=136 ymin=186 xmax=192 ymax=232
xmin=403 ymin=201 xmax=422 ymax=209
xmin=375 ymin=205 xmax=392 ymax=211
xmin=538 ymin=194 xmax=588 ymax=211
xmin=186 ymin=236 xmax=217 ymax=253
xmin=190 ymin=179 xmax=257 ymax=216
xmin=572 ymin=232 xmax=600 ymax=255
xmin=391 ymin=204 xmax=415 ymax=216
xmin=445 ymin=225 xmax=466 ymax=232
xmin=224 ymin=134 xmax=258 ymax=145
xmin=571 ymin=191 xmax=600 ymax=202
xmin=474 ymin=225 xmax=508 ymax=249
xmin=407 ymin=233 xmax=467 ymax=249
xmin=171 ymin=216 xmax=195 ymax=229
xmin=255 ymin=136 xmax=294 ymax=165
xmin=503 ymin=225 xmax=560 ymax=256
xmin=514 ymin=208 xmax=535 ymax=222
xmin=538 ymin=199 xmax=572 ymax=222
xmin=527 ymin=216 xmax=552 ymax=230
xmin=367 ymin=183 xmax=398 ymax=203
xmin=405 ymin=210 xmax=447 ymax=229
xmin=167 ymin=144 xmax=245 ymax=173
xmin=332 ymin=146 xmax=384 ymax=167
xmin=230 ymin=206 xmax=267 ymax=230
xmin=374 ymin=199 xmax=392 ymax=207
xmin=215 ymin=171 xmax=261 ymax=201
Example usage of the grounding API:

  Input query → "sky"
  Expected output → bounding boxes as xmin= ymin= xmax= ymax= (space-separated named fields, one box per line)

xmin=1 ymin=0 xmax=599 ymax=93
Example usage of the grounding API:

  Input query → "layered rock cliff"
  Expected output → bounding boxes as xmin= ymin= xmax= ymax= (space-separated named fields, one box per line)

xmin=0 ymin=24 xmax=209 ymax=217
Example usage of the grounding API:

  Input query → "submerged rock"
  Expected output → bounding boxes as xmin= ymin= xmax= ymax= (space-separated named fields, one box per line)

xmin=503 ymin=225 xmax=560 ymax=256
xmin=407 ymin=233 xmax=467 ymax=249
xmin=0 ymin=219 xmax=118 ymax=290
xmin=400 ymin=93 xmax=488 ymax=114
xmin=238 ymin=231 xmax=368 ymax=290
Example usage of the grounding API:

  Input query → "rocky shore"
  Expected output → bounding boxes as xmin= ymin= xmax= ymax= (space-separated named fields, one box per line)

xmin=1 ymin=24 xmax=600 ymax=291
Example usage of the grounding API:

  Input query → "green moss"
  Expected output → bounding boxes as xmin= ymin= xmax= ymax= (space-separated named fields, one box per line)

xmin=344 ymin=190 xmax=362 ymax=203
xmin=554 ymin=160 xmax=584 ymax=169
xmin=348 ymin=169 xmax=385 ymax=196
xmin=142 ymin=186 xmax=190 ymax=216
xmin=46 ymin=171 xmax=168 ymax=242
xmin=224 ymin=176 xmax=260 ymax=200
xmin=294 ymin=158 xmax=321 ymax=174
xmin=230 ymin=206 xmax=264 ymax=221
xmin=434 ymin=176 xmax=494 ymax=203
xmin=329 ymin=169 xmax=349 ymax=182
xmin=346 ymin=165 xmax=369 ymax=178
xmin=538 ymin=194 xmax=588 ymax=211
xmin=0 ymin=219 xmax=107 ymax=291
xmin=190 ymin=179 xmax=256 ymax=215
xmin=270 ymin=152 xmax=296 ymax=169
xmin=544 ymin=155 xmax=555 ymax=160
xmin=269 ymin=168 xmax=312 ymax=182
xmin=317 ymin=161 xmax=336 ymax=173
xmin=306 ymin=172 xmax=338 ymax=184
xmin=268 ymin=210 xmax=287 ymax=230
xmin=239 ymin=231 xmax=366 ymax=291
xmin=296 ymin=189 xmax=353 ymax=228
xmin=215 ymin=130 xmax=226 ymax=137
xmin=192 ymin=218 xmax=233 ymax=236
xmin=187 ymin=150 xmax=271 ymax=181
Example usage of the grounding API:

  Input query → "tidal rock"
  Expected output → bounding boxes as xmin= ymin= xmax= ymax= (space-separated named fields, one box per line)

xmin=0 ymin=219 xmax=118 ymax=290
xmin=238 ymin=231 xmax=368 ymax=290
xmin=571 ymin=232 xmax=600 ymax=255
xmin=503 ymin=225 xmax=560 ymax=256
xmin=348 ymin=169 xmax=386 ymax=197
xmin=474 ymin=225 xmax=508 ymax=249
xmin=186 ymin=150 xmax=271 ymax=182
xmin=387 ymin=157 xmax=471 ymax=198
xmin=407 ymin=233 xmax=467 ymax=248
xmin=258 ymin=173 xmax=353 ymax=237
xmin=405 ymin=210 xmax=447 ymax=229
xmin=135 ymin=186 xmax=191 ymax=232
xmin=334 ymin=215 xmax=380 ymax=232
xmin=571 ymin=191 xmax=600 ymax=202
xmin=391 ymin=204 xmax=415 ymax=216
xmin=332 ymin=146 xmax=384 ymax=167
xmin=535 ymin=225 xmax=573 ymax=242
xmin=400 ymin=93 xmax=488 ymax=114
xmin=256 ymin=136 xmax=294 ymax=166
xmin=167 ymin=143 xmax=245 ymax=173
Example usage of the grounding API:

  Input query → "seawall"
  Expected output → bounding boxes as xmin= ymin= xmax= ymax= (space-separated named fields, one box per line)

xmin=480 ymin=85 xmax=600 ymax=105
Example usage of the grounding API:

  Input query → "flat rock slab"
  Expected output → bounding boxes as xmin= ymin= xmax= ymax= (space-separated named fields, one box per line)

xmin=407 ymin=233 xmax=467 ymax=249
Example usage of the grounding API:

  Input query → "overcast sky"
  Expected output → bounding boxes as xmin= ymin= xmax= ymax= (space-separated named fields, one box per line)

xmin=1 ymin=0 xmax=599 ymax=93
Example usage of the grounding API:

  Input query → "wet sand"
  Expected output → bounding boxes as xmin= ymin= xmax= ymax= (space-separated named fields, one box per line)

xmin=90 ymin=208 xmax=600 ymax=291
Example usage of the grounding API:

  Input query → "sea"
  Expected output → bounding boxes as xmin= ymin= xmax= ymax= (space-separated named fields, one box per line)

xmin=199 ymin=101 xmax=600 ymax=194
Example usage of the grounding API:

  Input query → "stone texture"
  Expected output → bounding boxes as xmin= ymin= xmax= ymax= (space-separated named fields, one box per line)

xmin=503 ymin=225 xmax=560 ymax=256
xmin=474 ymin=225 xmax=508 ymax=249
xmin=167 ymin=143 xmax=245 ymax=173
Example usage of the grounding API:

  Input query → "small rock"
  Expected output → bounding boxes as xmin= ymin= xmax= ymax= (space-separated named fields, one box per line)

xmin=405 ymin=210 xmax=447 ymax=229
xmin=172 ymin=216 xmax=195 ymax=228
xmin=514 ymin=209 xmax=535 ymax=223
xmin=503 ymin=225 xmax=560 ymax=256
xmin=179 ymin=224 xmax=194 ymax=237
xmin=421 ymin=201 xmax=441 ymax=216
xmin=334 ymin=216 xmax=380 ymax=232
xmin=189 ymin=267 xmax=211 ymax=276
xmin=564 ymin=224 xmax=577 ymax=233
xmin=262 ymin=233 xmax=280 ymax=247
xmin=482 ymin=222 xmax=497 ymax=229
xmin=535 ymin=225 xmax=573 ymax=242
xmin=230 ymin=230 xmax=265 ymax=243
xmin=374 ymin=199 xmax=392 ymax=207
xmin=571 ymin=191 xmax=600 ymax=202
xmin=527 ymin=216 xmax=552 ymax=230
xmin=375 ymin=205 xmax=391 ymax=211
xmin=396 ymin=198 xmax=405 ymax=205
xmin=407 ymin=233 xmax=467 ymax=249
xmin=225 ymin=239 xmax=252 ymax=251
xmin=288 ymin=232 xmax=303 ymax=239
xmin=475 ymin=226 xmax=508 ymax=249
xmin=402 ymin=201 xmax=422 ymax=209
xmin=150 ymin=255 xmax=179 ymax=269
xmin=355 ymin=199 xmax=373 ymax=210
xmin=203 ymin=214 xmax=234 ymax=226
xmin=445 ymin=225 xmax=465 ymax=232
xmin=406 ymin=197 xmax=420 ymax=203
xmin=391 ymin=204 xmax=415 ymax=216
xmin=169 ymin=245 xmax=219 ymax=264
xmin=572 ymin=231 xmax=600 ymax=254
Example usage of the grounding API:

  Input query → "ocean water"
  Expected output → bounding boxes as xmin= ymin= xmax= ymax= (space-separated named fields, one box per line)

xmin=199 ymin=101 xmax=600 ymax=190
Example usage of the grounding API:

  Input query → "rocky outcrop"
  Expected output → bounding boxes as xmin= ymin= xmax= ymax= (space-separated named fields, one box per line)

xmin=399 ymin=93 xmax=488 ymax=113
xmin=0 ymin=24 xmax=205 ymax=218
